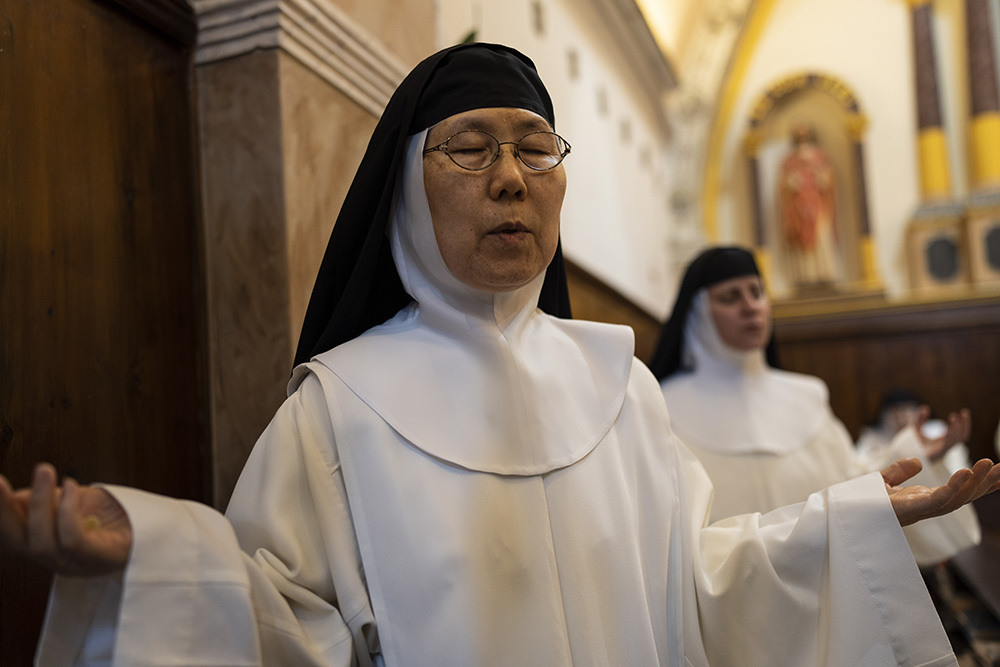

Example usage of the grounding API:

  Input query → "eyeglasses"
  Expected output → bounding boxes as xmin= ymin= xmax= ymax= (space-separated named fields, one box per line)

xmin=422 ymin=130 xmax=572 ymax=171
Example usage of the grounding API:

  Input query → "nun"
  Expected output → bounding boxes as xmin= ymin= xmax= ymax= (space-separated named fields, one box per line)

xmin=3 ymin=46 xmax=999 ymax=667
xmin=648 ymin=245 xmax=982 ymax=566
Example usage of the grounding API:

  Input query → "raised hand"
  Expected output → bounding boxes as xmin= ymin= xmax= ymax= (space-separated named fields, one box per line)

xmin=883 ymin=457 xmax=1000 ymax=527
xmin=915 ymin=406 xmax=971 ymax=462
xmin=0 ymin=463 xmax=132 ymax=575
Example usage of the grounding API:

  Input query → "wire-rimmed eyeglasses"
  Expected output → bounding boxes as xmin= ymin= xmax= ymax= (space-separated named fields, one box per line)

xmin=422 ymin=130 xmax=572 ymax=171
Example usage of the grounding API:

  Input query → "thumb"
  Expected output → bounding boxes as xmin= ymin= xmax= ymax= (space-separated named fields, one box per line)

xmin=882 ymin=457 xmax=923 ymax=487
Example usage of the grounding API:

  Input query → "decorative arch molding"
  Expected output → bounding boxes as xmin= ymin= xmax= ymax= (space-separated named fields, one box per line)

xmin=664 ymin=0 xmax=758 ymax=274
xmin=189 ymin=0 xmax=409 ymax=116
xmin=107 ymin=0 xmax=197 ymax=44
xmin=741 ymin=70 xmax=880 ymax=292
xmin=748 ymin=72 xmax=864 ymax=131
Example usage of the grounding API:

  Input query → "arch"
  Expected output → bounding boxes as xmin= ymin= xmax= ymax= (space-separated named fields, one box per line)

xmin=741 ymin=71 xmax=879 ymax=297
xmin=748 ymin=72 xmax=862 ymax=129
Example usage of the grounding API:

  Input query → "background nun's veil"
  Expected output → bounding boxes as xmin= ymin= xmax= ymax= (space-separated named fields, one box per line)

xmin=648 ymin=246 xmax=778 ymax=380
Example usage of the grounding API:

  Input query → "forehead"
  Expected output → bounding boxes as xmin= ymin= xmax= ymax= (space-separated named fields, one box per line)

xmin=427 ymin=107 xmax=553 ymax=143
xmin=707 ymin=274 xmax=762 ymax=293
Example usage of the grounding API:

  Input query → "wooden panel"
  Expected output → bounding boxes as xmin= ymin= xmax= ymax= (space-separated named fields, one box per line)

xmin=565 ymin=260 xmax=662 ymax=362
xmin=0 ymin=0 xmax=206 ymax=661
xmin=774 ymin=297 xmax=1000 ymax=526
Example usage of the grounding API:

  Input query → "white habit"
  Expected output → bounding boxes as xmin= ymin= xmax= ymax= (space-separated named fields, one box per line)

xmin=37 ymin=135 xmax=959 ymax=666
xmin=659 ymin=292 xmax=980 ymax=566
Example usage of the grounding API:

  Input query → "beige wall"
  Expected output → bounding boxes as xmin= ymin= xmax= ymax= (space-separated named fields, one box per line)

xmin=331 ymin=0 xmax=436 ymax=65
xmin=196 ymin=0 xmax=435 ymax=506
xmin=279 ymin=55 xmax=380 ymax=361
xmin=197 ymin=51 xmax=290 ymax=507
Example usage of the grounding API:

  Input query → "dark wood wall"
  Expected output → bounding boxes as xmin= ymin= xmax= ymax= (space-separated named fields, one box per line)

xmin=566 ymin=260 xmax=663 ymax=362
xmin=0 ymin=0 xmax=206 ymax=662
xmin=774 ymin=295 xmax=1000 ymax=528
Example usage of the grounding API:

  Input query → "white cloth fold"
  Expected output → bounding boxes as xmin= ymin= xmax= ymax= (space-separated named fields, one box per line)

xmin=317 ymin=132 xmax=633 ymax=476
xmin=37 ymin=365 xmax=958 ymax=666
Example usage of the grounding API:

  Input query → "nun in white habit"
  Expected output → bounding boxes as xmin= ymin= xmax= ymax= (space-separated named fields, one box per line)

xmin=648 ymin=246 xmax=982 ymax=566
xmin=3 ymin=45 xmax=1000 ymax=667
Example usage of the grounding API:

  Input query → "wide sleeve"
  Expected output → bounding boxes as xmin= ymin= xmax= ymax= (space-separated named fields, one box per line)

xmin=35 ymin=372 xmax=376 ymax=667
xmin=890 ymin=428 xmax=980 ymax=565
xmin=675 ymin=440 xmax=958 ymax=666
xmin=851 ymin=424 xmax=981 ymax=566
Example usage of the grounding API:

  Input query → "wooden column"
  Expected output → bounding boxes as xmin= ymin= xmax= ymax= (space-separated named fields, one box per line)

xmin=191 ymin=0 xmax=432 ymax=507
xmin=910 ymin=0 xmax=953 ymax=200
xmin=846 ymin=113 xmax=881 ymax=287
xmin=743 ymin=129 xmax=774 ymax=288
xmin=965 ymin=0 xmax=1000 ymax=190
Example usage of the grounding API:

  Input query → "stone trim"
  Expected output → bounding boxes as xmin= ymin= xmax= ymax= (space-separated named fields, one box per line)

xmin=191 ymin=0 xmax=408 ymax=115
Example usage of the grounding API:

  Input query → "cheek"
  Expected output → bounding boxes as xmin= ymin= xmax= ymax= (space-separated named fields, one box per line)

xmin=426 ymin=171 xmax=475 ymax=263
xmin=546 ymin=172 xmax=567 ymax=218
xmin=709 ymin=305 xmax=736 ymax=337
xmin=538 ymin=175 xmax=566 ymax=249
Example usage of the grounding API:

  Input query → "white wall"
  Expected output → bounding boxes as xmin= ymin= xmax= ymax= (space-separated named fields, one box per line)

xmin=716 ymin=0 xmax=971 ymax=296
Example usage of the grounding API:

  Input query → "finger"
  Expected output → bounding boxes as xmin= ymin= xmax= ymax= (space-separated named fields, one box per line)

xmin=882 ymin=457 xmax=923 ymax=487
xmin=944 ymin=411 xmax=963 ymax=443
xmin=0 ymin=475 xmax=28 ymax=549
xmin=936 ymin=460 xmax=993 ymax=513
xmin=987 ymin=472 xmax=1000 ymax=496
xmin=957 ymin=408 xmax=971 ymax=441
xmin=914 ymin=406 xmax=931 ymax=431
xmin=26 ymin=463 xmax=59 ymax=560
xmin=0 ymin=474 xmax=18 ymax=509
xmin=57 ymin=478 xmax=85 ymax=557
xmin=967 ymin=460 xmax=1000 ymax=501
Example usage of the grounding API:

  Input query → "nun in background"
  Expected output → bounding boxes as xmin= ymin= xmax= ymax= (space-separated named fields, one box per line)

xmin=3 ymin=46 xmax=1000 ymax=667
xmin=857 ymin=387 xmax=972 ymax=476
xmin=648 ymin=245 xmax=981 ymax=566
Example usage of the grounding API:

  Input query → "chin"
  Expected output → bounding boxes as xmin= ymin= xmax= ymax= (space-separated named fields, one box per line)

xmin=472 ymin=263 xmax=546 ymax=292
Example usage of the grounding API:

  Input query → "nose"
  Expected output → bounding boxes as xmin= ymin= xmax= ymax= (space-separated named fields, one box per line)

xmin=488 ymin=144 xmax=527 ymax=200
xmin=739 ymin=291 xmax=761 ymax=312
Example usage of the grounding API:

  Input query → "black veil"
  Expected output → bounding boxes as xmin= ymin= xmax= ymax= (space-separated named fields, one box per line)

xmin=647 ymin=246 xmax=778 ymax=381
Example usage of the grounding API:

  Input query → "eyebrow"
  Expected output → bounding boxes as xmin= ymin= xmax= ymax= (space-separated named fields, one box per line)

xmin=446 ymin=112 xmax=552 ymax=135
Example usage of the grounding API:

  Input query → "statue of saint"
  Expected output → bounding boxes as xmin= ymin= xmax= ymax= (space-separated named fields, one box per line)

xmin=778 ymin=123 xmax=839 ymax=287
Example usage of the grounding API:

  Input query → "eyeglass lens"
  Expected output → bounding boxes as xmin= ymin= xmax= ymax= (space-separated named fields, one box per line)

xmin=445 ymin=131 xmax=569 ymax=171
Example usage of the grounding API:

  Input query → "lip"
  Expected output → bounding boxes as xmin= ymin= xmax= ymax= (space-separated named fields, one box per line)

xmin=488 ymin=221 xmax=530 ymax=235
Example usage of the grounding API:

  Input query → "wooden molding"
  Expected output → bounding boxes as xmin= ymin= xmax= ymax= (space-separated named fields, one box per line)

xmin=108 ymin=0 xmax=198 ymax=44
xmin=190 ymin=0 xmax=408 ymax=115
xmin=774 ymin=293 xmax=1000 ymax=341
xmin=565 ymin=259 xmax=663 ymax=362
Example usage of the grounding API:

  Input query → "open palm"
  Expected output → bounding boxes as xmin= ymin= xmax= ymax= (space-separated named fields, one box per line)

xmin=0 ymin=463 xmax=131 ymax=575
xmin=884 ymin=457 xmax=1000 ymax=527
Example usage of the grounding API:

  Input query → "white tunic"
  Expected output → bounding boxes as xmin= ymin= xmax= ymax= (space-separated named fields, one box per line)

xmin=37 ymin=350 xmax=958 ymax=666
